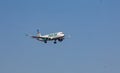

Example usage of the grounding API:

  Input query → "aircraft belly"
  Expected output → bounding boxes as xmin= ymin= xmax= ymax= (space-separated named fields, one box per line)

xmin=50 ymin=36 xmax=64 ymax=40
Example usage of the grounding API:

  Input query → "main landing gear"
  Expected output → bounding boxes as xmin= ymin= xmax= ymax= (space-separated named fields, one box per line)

xmin=44 ymin=40 xmax=47 ymax=43
xmin=44 ymin=40 xmax=57 ymax=44
xmin=54 ymin=40 xmax=57 ymax=44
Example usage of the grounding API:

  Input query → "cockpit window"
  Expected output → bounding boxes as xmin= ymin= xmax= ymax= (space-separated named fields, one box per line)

xmin=60 ymin=32 xmax=64 ymax=34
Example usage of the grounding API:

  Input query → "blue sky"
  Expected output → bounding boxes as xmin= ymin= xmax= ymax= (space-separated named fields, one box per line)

xmin=0 ymin=0 xmax=120 ymax=73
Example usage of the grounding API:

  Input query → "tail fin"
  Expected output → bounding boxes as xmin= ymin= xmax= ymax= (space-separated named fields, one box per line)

xmin=37 ymin=29 xmax=41 ymax=37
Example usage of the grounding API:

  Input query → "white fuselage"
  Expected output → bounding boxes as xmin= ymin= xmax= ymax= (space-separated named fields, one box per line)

xmin=38 ymin=32 xmax=65 ymax=41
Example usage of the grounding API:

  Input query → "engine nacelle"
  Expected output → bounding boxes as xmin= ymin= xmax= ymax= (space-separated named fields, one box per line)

xmin=58 ymin=38 xmax=63 ymax=42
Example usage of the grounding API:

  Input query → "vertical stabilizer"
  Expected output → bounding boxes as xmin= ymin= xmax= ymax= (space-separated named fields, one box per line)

xmin=37 ymin=29 xmax=41 ymax=37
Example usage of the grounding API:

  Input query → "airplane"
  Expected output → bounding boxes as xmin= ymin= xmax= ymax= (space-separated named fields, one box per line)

xmin=27 ymin=29 xmax=65 ymax=44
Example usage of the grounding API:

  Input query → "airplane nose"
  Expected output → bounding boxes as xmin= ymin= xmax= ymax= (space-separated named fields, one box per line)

xmin=63 ymin=34 xmax=65 ymax=37
xmin=59 ymin=32 xmax=65 ymax=37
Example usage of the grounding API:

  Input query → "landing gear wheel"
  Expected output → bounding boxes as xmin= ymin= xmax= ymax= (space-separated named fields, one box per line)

xmin=44 ymin=41 xmax=47 ymax=43
xmin=54 ymin=41 xmax=57 ymax=44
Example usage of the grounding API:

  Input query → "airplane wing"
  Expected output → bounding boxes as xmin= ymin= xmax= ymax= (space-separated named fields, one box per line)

xmin=31 ymin=36 xmax=40 ymax=38
xmin=32 ymin=36 xmax=62 ymax=40
xmin=31 ymin=36 xmax=49 ymax=39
